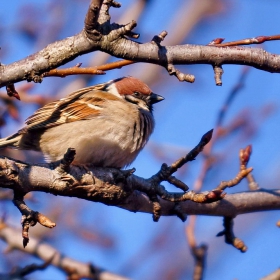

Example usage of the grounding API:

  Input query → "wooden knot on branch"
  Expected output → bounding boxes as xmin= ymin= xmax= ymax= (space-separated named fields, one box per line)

xmin=84 ymin=0 xmax=103 ymax=32
xmin=213 ymin=65 xmax=224 ymax=86
xmin=97 ymin=0 xmax=121 ymax=28
xmin=109 ymin=21 xmax=139 ymax=40
xmin=167 ymin=63 xmax=195 ymax=83
xmin=217 ymin=216 xmax=247 ymax=252
xmin=26 ymin=70 xmax=43 ymax=84
xmin=172 ymin=203 xmax=187 ymax=222
xmin=123 ymin=20 xmax=139 ymax=39
xmin=113 ymin=168 xmax=136 ymax=184
xmin=84 ymin=0 xmax=123 ymax=40
xmin=152 ymin=30 xmax=196 ymax=83
xmin=13 ymin=195 xmax=56 ymax=248
xmin=152 ymin=30 xmax=168 ymax=46
xmin=104 ymin=0 xmax=121 ymax=8
xmin=6 ymin=84 xmax=21 ymax=100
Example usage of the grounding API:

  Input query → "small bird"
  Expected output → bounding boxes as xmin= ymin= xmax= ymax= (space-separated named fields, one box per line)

xmin=0 ymin=77 xmax=164 ymax=168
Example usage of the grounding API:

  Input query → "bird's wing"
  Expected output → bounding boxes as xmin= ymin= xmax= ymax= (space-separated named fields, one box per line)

xmin=19 ymin=84 xmax=119 ymax=133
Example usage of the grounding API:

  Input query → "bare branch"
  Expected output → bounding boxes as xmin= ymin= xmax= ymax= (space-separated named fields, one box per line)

xmin=1 ymin=0 xmax=280 ymax=88
xmin=215 ymin=167 xmax=252 ymax=191
xmin=0 ymin=222 xmax=129 ymax=280
xmin=261 ymin=269 xmax=280 ymax=280
xmin=84 ymin=0 xmax=104 ymax=32
xmin=216 ymin=66 xmax=250 ymax=127
xmin=6 ymin=84 xmax=20 ymax=100
xmin=186 ymin=217 xmax=207 ymax=280
xmin=13 ymin=195 xmax=55 ymax=247
xmin=217 ymin=217 xmax=247 ymax=252
xmin=0 ymin=155 xmax=278 ymax=219
xmin=211 ymin=34 xmax=280 ymax=47
xmin=43 ymin=66 xmax=105 ymax=78
xmin=0 ymin=130 xmax=257 ymax=237
xmin=239 ymin=145 xmax=259 ymax=191
xmin=1 ymin=255 xmax=54 ymax=279
xmin=167 ymin=63 xmax=195 ymax=83
xmin=213 ymin=65 xmax=223 ymax=86
xmin=122 ymin=189 xmax=280 ymax=217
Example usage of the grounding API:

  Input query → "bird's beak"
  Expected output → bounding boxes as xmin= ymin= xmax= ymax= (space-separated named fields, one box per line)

xmin=150 ymin=93 xmax=164 ymax=104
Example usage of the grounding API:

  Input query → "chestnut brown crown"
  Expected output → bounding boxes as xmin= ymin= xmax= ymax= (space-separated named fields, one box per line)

xmin=106 ymin=77 xmax=164 ymax=110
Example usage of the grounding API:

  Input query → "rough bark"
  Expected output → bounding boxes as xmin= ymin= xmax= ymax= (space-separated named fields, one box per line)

xmin=1 ymin=1 xmax=280 ymax=87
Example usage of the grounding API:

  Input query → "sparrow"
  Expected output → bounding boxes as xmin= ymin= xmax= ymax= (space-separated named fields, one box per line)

xmin=0 ymin=77 xmax=164 ymax=168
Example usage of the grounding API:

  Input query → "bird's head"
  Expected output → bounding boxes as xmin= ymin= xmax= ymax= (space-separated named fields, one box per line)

xmin=105 ymin=76 xmax=164 ymax=111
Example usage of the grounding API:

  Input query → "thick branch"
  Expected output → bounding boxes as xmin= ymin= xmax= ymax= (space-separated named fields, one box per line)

xmin=122 ymin=187 xmax=280 ymax=217
xmin=0 ymin=31 xmax=94 ymax=87
xmin=1 ymin=35 xmax=280 ymax=88
xmin=1 ymin=1 xmax=280 ymax=87
xmin=0 ymin=157 xmax=278 ymax=218
xmin=1 ymin=16 xmax=280 ymax=88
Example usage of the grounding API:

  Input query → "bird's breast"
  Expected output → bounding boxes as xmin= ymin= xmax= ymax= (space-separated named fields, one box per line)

xmin=39 ymin=104 xmax=154 ymax=168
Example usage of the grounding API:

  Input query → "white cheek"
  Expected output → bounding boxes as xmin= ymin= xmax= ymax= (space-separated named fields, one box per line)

xmin=107 ymin=83 xmax=122 ymax=97
xmin=138 ymin=100 xmax=150 ymax=111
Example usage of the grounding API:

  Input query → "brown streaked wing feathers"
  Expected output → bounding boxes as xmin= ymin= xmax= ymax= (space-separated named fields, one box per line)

xmin=19 ymin=84 xmax=109 ymax=134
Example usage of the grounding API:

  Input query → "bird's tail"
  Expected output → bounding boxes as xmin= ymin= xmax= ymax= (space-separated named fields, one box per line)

xmin=0 ymin=134 xmax=21 ymax=149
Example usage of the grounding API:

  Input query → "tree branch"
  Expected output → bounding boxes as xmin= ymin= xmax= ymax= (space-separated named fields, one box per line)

xmin=84 ymin=0 xmax=104 ymax=32
xmin=0 ymin=222 xmax=129 ymax=280
xmin=0 ymin=155 xmax=278 ymax=218
xmin=1 ymin=1 xmax=280 ymax=87
xmin=121 ymin=188 xmax=280 ymax=217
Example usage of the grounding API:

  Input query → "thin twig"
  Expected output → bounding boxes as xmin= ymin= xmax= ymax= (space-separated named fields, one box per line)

xmin=211 ymin=34 xmax=280 ymax=47
xmin=6 ymin=84 xmax=20 ymax=100
xmin=13 ymin=195 xmax=56 ymax=247
xmin=216 ymin=217 xmax=247 ymax=252
xmin=186 ymin=216 xmax=207 ymax=280
xmin=43 ymin=60 xmax=136 ymax=78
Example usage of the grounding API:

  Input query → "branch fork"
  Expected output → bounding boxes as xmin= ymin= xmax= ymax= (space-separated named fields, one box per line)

xmin=13 ymin=195 xmax=55 ymax=248
xmin=217 ymin=216 xmax=247 ymax=252
xmin=136 ymin=129 xmax=225 ymax=221
xmin=2 ymin=1 xmax=280 ymax=88
xmin=0 ymin=131 xmax=255 ymax=247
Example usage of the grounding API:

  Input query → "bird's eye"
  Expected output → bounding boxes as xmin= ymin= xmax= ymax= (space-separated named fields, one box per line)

xmin=133 ymin=91 xmax=140 ymax=97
